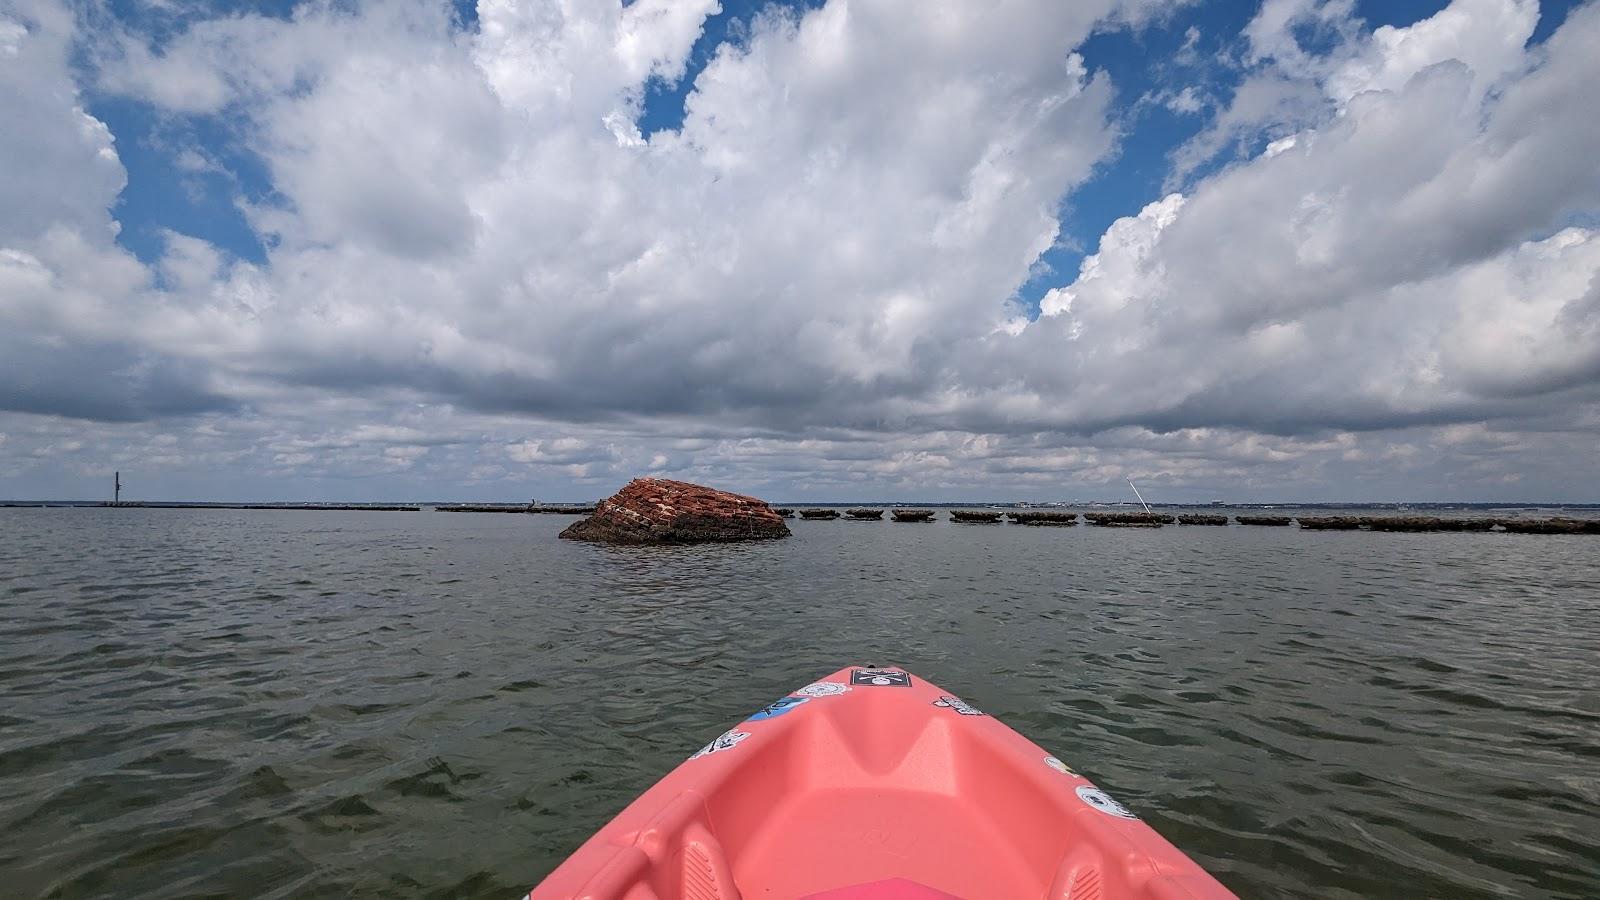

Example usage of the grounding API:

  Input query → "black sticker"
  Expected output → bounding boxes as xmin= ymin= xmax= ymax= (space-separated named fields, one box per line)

xmin=932 ymin=695 xmax=985 ymax=716
xmin=850 ymin=669 xmax=912 ymax=687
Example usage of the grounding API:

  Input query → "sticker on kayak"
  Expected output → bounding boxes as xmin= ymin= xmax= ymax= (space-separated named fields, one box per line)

xmin=850 ymin=669 xmax=912 ymax=687
xmin=1076 ymin=785 xmax=1137 ymax=819
xmin=794 ymin=681 xmax=849 ymax=698
xmin=747 ymin=695 xmax=810 ymax=721
xmin=1044 ymin=756 xmax=1078 ymax=777
xmin=690 ymin=730 xmax=749 ymax=760
xmin=932 ymin=695 xmax=985 ymax=716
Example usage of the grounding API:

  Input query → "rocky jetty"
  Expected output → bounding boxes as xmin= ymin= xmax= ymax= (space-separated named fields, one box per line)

xmin=92 ymin=502 xmax=419 ymax=512
xmin=1084 ymin=511 xmax=1166 ymax=527
xmin=774 ymin=507 xmax=795 ymax=518
xmin=438 ymin=503 xmax=592 ymax=514
xmin=558 ymin=478 xmax=789 ymax=545
xmin=845 ymin=508 xmax=884 ymax=520
xmin=1176 ymin=514 xmax=1229 ymax=526
xmin=891 ymin=509 xmax=935 ymax=522
xmin=1296 ymin=516 xmax=1364 ymax=530
xmin=800 ymin=509 xmax=840 ymax=520
xmin=1236 ymin=515 xmax=1292 ymax=526
xmin=1012 ymin=511 xmax=1079 ymax=526
xmin=950 ymin=510 xmax=1002 ymax=523
xmin=1500 ymin=517 xmax=1596 ymax=534
xmin=1365 ymin=516 xmax=1497 ymax=532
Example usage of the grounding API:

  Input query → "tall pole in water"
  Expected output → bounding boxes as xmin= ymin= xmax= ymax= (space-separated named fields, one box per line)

xmin=1127 ymin=478 xmax=1151 ymax=514
xmin=114 ymin=471 xmax=121 ymax=506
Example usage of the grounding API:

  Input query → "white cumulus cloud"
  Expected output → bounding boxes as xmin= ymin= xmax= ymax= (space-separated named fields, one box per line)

xmin=0 ymin=0 xmax=1597 ymax=501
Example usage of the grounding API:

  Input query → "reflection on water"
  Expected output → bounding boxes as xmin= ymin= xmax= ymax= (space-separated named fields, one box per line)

xmin=1 ymin=508 xmax=1597 ymax=899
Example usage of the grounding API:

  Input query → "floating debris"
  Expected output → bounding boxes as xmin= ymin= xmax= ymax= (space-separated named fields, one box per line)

xmin=845 ymin=508 xmax=884 ymax=520
xmin=1176 ymin=514 xmax=1229 ymax=526
xmin=799 ymin=509 xmax=840 ymax=520
xmin=891 ymin=509 xmax=935 ymax=522
xmin=950 ymin=510 xmax=1002 ymax=523
xmin=1236 ymin=515 xmax=1293 ymax=526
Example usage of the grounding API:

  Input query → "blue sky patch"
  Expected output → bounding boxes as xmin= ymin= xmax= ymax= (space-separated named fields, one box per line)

xmin=90 ymin=0 xmax=1587 ymax=300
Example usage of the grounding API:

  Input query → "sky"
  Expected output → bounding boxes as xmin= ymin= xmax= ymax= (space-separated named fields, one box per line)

xmin=1 ymin=0 xmax=1598 ymax=503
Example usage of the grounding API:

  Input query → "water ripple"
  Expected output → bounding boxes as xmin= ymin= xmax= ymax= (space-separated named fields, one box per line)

xmin=1 ymin=508 xmax=1597 ymax=898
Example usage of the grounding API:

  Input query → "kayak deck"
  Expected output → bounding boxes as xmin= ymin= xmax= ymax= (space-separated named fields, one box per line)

xmin=526 ymin=666 xmax=1234 ymax=899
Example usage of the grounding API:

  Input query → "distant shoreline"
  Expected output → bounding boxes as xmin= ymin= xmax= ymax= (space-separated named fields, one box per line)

xmin=4 ymin=500 xmax=1598 ymax=511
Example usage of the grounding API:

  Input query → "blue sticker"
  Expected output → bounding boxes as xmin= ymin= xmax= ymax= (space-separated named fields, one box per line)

xmin=747 ymin=695 xmax=810 ymax=721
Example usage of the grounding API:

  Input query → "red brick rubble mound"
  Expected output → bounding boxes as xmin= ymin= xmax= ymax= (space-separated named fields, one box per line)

xmin=559 ymin=478 xmax=791 ymax=544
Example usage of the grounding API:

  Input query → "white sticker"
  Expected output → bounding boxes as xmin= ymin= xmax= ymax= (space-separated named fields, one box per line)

xmin=794 ymin=681 xmax=850 ymax=698
xmin=1076 ymin=785 xmax=1136 ymax=819
xmin=690 ymin=730 xmax=749 ymax=760
xmin=932 ymin=695 xmax=985 ymax=716
xmin=1044 ymin=756 xmax=1077 ymax=776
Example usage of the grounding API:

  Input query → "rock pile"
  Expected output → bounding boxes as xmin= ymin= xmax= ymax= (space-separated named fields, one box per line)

xmin=558 ymin=478 xmax=790 ymax=545
xmin=1500 ymin=517 xmax=1597 ymax=534
xmin=774 ymin=507 xmax=795 ymax=518
xmin=1365 ymin=516 xmax=1496 ymax=532
xmin=1176 ymin=514 xmax=1229 ymax=526
xmin=845 ymin=508 xmax=884 ymax=519
xmin=1236 ymin=515 xmax=1292 ymax=526
xmin=891 ymin=509 xmax=935 ymax=522
xmin=1295 ymin=516 xmax=1363 ymax=530
xmin=1084 ymin=512 xmax=1167 ymax=527
xmin=950 ymin=510 xmax=1002 ymax=523
xmin=800 ymin=509 xmax=840 ymax=520
xmin=1011 ymin=511 xmax=1079 ymax=526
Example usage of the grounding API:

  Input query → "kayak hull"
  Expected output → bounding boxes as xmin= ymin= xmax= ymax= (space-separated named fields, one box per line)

xmin=526 ymin=666 xmax=1234 ymax=900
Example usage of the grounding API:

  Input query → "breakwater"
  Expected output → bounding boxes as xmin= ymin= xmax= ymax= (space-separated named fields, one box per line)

xmin=435 ymin=504 xmax=595 ymax=515
xmin=1008 ymin=511 xmax=1077 ymax=525
xmin=783 ymin=509 xmax=1600 ymax=534
xmin=14 ymin=501 xmax=1595 ymax=535
xmin=30 ymin=502 xmax=425 ymax=512
xmin=1084 ymin=511 xmax=1167 ymax=527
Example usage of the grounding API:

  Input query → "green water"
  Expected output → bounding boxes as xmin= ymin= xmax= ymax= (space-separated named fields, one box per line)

xmin=1 ymin=509 xmax=1596 ymax=898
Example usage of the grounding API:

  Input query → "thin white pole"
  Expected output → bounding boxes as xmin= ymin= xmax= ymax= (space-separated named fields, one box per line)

xmin=1127 ymin=479 xmax=1151 ymax=514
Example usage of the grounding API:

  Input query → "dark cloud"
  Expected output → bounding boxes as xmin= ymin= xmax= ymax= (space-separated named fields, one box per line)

xmin=0 ymin=341 xmax=237 ymax=422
